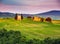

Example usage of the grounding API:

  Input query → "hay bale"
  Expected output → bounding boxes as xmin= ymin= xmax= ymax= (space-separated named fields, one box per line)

xmin=32 ymin=16 xmax=42 ymax=22
xmin=40 ymin=18 xmax=44 ymax=22
xmin=45 ymin=17 xmax=52 ymax=23
xmin=15 ymin=13 xmax=23 ymax=20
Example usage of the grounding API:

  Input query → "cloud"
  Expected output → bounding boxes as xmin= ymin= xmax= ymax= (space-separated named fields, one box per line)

xmin=2 ymin=0 xmax=22 ymax=5
xmin=57 ymin=0 xmax=60 ymax=6
xmin=1 ymin=0 xmax=59 ymax=6
xmin=0 ymin=0 xmax=60 ymax=14
xmin=0 ymin=0 xmax=2 ymax=3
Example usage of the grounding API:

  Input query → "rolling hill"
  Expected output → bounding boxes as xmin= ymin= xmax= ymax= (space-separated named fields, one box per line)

xmin=37 ymin=10 xmax=60 ymax=15
xmin=0 ymin=18 xmax=60 ymax=39
xmin=0 ymin=10 xmax=60 ymax=20
xmin=34 ymin=10 xmax=60 ymax=20
xmin=0 ymin=12 xmax=15 ymax=18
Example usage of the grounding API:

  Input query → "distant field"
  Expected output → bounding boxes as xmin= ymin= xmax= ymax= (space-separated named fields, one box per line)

xmin=0 ymin=18 xmax=60 ymax=40
xmin=52 ymin=20 xmax=60 ymax=24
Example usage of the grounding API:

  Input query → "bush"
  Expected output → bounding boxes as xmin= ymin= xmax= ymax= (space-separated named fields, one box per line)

xmin=0 ymin=28 xmax=26 ymax=44
xmin=0 ymin=28 xmax=60 ymax=44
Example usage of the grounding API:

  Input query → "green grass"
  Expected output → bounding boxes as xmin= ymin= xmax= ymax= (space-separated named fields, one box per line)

xmin=0 ymin=18 xmax=60 ymax=40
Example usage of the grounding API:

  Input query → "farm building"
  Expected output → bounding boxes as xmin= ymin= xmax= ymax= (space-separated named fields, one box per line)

xmin=32 ymin=16 xmax=44 ymax=22
xmin=15 ymin=13 xmax=23 ymax=20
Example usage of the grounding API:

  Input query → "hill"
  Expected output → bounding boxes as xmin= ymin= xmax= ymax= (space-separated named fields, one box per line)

xmin=0 ymin=12 xmax=32 ymax=18
xmin=35 ymin=10 xmax=60 ymax=20
xmin=0 ymin=18 xmax=60 ymax=39
xmin=0 ymin=12 xmax=15 ymax=17
xmin=0 ymin=10 xmax=60 ymax=20
xmin=37 ymin=10 xmax=60 ymax=15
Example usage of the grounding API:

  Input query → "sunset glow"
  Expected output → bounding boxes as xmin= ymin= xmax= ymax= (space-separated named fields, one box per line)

xmin=0 ymin=0 xmax=60 ymax=14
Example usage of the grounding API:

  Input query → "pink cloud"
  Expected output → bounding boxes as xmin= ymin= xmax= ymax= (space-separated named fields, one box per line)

xmin=0 ymin=2 xmax=60 ymax=14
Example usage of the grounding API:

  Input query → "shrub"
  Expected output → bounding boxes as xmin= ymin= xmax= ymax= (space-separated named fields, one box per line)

xmin=0 ymin=29 xmax=60 ymax=44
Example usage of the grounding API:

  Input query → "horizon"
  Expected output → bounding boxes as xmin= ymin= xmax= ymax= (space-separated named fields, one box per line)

xmin=0 ymin=10 xmax=60 ymax=14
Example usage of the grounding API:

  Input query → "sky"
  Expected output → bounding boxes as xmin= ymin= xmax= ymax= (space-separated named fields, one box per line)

xmin=0 ymin=0 xmax=60 ymax=14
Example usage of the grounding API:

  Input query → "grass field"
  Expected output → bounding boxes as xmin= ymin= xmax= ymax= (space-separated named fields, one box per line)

xmin=0 ymin=18 xmax=60 ymax=40
xmin=52 ymin=20 xmax=60 ymax=24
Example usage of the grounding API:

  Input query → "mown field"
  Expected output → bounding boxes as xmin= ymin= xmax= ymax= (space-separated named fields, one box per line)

xmin=0 ymin=18 xmax=60 ymax=40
